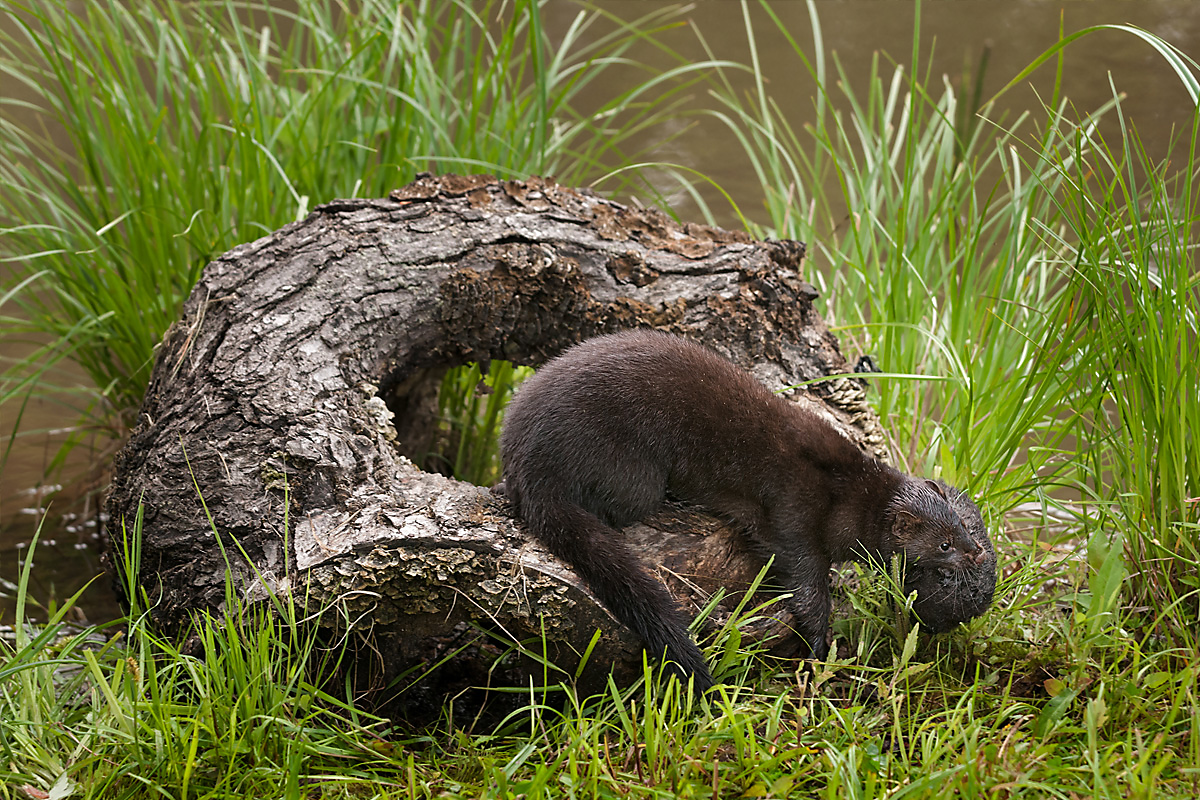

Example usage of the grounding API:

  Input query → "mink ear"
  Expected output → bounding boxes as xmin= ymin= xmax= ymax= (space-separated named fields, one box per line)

xmin=892 ymin=507 xmax=921 ymax=540
xmin=925 ymin=479 xmax=946 ymax=499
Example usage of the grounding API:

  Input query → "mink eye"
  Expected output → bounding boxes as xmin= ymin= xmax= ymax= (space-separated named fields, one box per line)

xmin=940 ymin=541 xmax=951 ymax=552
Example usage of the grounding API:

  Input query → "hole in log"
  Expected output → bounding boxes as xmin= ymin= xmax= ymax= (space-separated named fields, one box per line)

xmin=383 ymin=360 xmax=531 ymax=485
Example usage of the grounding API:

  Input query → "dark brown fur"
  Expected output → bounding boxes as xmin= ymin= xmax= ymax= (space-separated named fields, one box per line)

xmin=499 ymin=330 xmax=990 ymax=690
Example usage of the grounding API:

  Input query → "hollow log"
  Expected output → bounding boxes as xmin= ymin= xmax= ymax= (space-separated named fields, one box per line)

xmin=104 ymin=174 xmax=896 ymax=705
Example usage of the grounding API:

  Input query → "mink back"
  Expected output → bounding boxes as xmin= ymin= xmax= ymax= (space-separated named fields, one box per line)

xmin=500 ymin=330 xmax=877 ymax=533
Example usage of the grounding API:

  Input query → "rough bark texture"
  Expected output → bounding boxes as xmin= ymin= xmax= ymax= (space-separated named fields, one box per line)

xmin=105 ymin=174 xmax=890 ymax=707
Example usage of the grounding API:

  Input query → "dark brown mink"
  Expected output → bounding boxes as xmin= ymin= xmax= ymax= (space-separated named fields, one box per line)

xmin=498 ymin=330 xmax=991 ymax=691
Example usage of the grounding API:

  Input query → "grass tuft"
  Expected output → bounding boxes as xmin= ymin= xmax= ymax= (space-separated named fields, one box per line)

xmin=0 ymin=0 xmax=717 ymax=440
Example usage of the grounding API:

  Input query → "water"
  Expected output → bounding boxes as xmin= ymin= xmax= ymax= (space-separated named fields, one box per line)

xmin=2 ymin=0 xmax=1197 ymax=622
xmin=573 ymin=1 xmax=1199 ymax=229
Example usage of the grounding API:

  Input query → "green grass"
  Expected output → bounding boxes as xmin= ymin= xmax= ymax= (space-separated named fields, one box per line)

xmin=428 ymin=360 xmax=533 ymax=486
xmin=2 ymin=0 xmax=1200 ymax=797
xmin=1061 ymin=117 xmax=1200 ymax=634
xmin=2 ymin=515 xmax=405 ymax=798
xmin=3 ymin=510 xmax=1197 ymax=798
xmin=695 ymin=0 xmax=1200 ymax=645
xmin=0 ymin=0 xmax=723 ymax=437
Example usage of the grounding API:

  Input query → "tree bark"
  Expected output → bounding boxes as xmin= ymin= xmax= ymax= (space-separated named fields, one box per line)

xmin=105 ymin=174 xmax=891 ymax=706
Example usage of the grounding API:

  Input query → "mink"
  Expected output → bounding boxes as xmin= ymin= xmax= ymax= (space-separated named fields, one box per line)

xmin=498 ymin=330 xmax=990 ymax=691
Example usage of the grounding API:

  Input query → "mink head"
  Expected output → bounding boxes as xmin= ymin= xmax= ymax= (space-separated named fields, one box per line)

xmin=888 ymin=478 xmax=986 ymax=571
xmin=888 ymin=478 xmax=996 ymax=633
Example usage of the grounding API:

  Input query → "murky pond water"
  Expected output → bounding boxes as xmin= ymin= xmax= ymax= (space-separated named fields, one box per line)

xmin=2 ymin=0 xmax=1197 ymax=622
xmin=568 ymin=1 xmax=1199 ymax=228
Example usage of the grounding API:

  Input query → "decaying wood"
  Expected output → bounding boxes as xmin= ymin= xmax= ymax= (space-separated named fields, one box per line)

xmin=104 ymin=174 xmax=890 ymax=706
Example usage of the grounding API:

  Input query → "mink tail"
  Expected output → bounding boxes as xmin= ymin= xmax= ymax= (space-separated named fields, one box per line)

xmin=521 ymin=499 xmax=714 ymax=692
